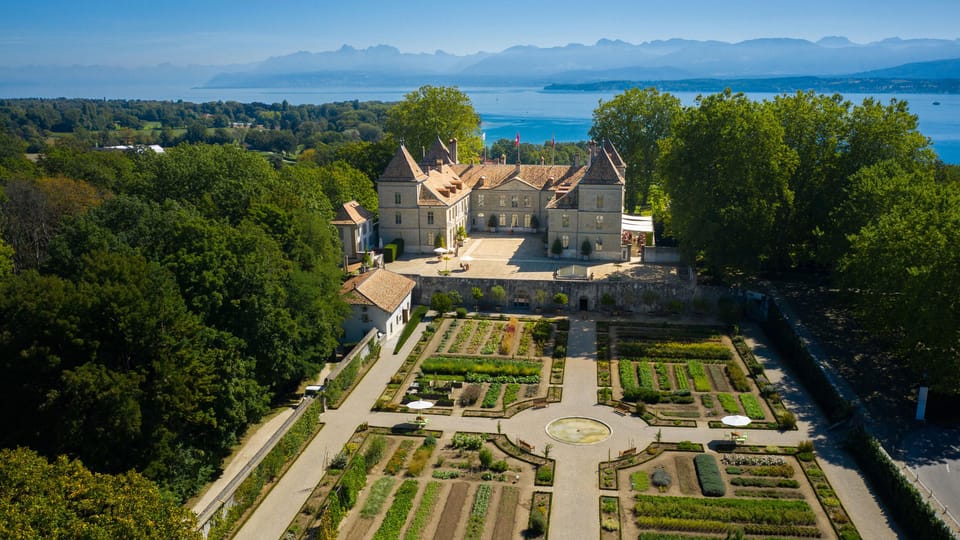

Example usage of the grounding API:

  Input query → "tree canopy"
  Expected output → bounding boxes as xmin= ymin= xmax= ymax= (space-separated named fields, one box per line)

xmin=0 ymin=447 xmax=200 ymax=539
xmin=385 ymin=85 xmax=482 ymax=163
xmin=590 ymin=87 xmax=681 ymax=211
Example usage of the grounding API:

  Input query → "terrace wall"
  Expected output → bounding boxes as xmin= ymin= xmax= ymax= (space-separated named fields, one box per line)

xmin=403 ymin=274 xmax=727 ymax=313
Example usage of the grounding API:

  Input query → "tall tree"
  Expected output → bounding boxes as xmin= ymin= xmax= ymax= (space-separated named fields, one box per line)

xmin=385 ymin=85 xmax=482 ymax=163
xmin=659 ymin=90 xmax=797 ymax=278
xmin=768 ymin=91 xmax=850 ymax=269
xmin=839 ymin=176 xmax=960 ymax=392
xmin=590 ymin=87 xmax=681 ymax=211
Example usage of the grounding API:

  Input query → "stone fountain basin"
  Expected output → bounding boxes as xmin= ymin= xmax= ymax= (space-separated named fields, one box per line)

xmin=545 ymin=416 xmax=612 ymax=445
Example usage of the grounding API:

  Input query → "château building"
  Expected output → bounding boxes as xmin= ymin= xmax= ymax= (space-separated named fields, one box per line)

xmin=376 ymin=138 xmax=629 ymax=260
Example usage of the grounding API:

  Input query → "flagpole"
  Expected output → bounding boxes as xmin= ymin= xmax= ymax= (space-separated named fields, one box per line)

xmin=551 ymin=133 xmax=555 ymax=165
xmin=515 ymin=132 xmax=520 ymax=164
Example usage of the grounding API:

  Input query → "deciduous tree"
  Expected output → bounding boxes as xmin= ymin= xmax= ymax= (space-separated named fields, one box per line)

xmin=385 ymin=85 xmax=482 ymax=163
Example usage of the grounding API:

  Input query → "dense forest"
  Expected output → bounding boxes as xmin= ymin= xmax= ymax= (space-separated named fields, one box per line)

xmin=0 ymin=86 xmax=958 ymax=534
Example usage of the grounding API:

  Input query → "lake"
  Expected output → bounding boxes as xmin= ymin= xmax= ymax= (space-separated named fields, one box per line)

xmin=6 ymin=84 xmax=959 ymax=163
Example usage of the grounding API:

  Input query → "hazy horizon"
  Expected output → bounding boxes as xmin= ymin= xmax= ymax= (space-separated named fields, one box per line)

xmin=3 ymin=0 xmax=958 ymax=67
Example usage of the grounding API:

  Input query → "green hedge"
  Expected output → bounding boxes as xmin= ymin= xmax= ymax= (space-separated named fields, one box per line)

xmin=759 ymin=301 xmax=852 ymax=422
xmin=392 ymin=238 xmax=404 ymax=257
xmin=845 ymin=428 xmax=954 ymax=540
xmin=383 ymin=243 xmax=398 ymax=263
xmin=393 ymin=305 xmax=428 ymax=353
xmin=693 ymin=454 xmax=726 ymax=497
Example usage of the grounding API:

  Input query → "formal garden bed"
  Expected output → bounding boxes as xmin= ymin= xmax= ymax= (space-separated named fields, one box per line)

xmin=596 ymin=321 xmax=795 ymax=430
xmin=284 ymin=427 xmax=551 ymax=540
xmin=604 ymin=441 xmax=860 ymax=540
xmin=374 ymin=315 xmax=568 ymax=418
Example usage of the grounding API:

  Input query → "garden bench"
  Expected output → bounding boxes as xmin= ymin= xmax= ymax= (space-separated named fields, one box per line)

xmin=518 ymin=439 xmax=535 ymax=453
xmin=619 ymin=447 xmax=637 ymax=458
xmin=614 ymin=403 xmax=632 ymax=415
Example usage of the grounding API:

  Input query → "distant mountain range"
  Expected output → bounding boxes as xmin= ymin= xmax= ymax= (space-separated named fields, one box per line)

xmin=3 ymin=37 xmax=960 ymax=98
xmin=198 ymin=38 xmax=960 ymax=91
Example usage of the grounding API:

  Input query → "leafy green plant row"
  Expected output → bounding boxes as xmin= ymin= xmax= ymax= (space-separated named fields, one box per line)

xmin=384 ymin=439 xmax=415 ymax=475
xmin=635 ymin=515 xmax=821 ymax=537
xmin=672 ymin=364 xmax=690 ymax=390
xmin=717 ymin=393 xmax=740 ymax=414
xmin=360 ymin=477 xmax=396 ymax=518
xmin=312 ymin=453 xmax=368 ymax=540
xmin=447 ymin=320 xmax=474 ymax=353
xmin=372 ymin=479 xmax=418 ymax=540
xmin=638 ymin=362 xmax=656 ymax=389
xmin=693 ymin=454 xmax=725 ymax=497
xmin=619 ymin=360 xmax=641 ymax=401
xmin=503 ymin=383 xmax=521 ymax=407
xmin=432 ymin=470 xmax=460 ymax=479
xmin=465 ymin=483 xmax=493 ymax=540
xmin=481 ymin=383 xmax=502 ymax=408
xmin=618 ymin=340 xmax=732 ymax=360
xmin=421 ymin=356 xmax=542 ymax=377
xmin=739 ymin=393 xmax=764 ymax=419
xmin=687 ymin=361 xmax=711 ymax=392
xmin=633 ymin=494 xmax=816 ymax=526
xmin=405 ymin=481 xmax=441 ymax=540
xmin=726 ymin=360 xmax=751 ymax=392
xmin=730 ymin=477 xmax=800 ymax=488
xmin=464 ymin=373 xmax=539 ymax=384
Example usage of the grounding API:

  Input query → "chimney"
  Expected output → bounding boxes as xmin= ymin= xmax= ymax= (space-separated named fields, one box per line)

xmin=588 ymin=140 xmax=597 ymax=164
xmin=500 ymin=154 xmax=506 ymax=165
xmin=540 ymin=156 xmax=545 ymax=165
xmin=449 ymin=138 xmax=458 ymax=164
xmin=574 ymin=153 xmax=580 ymax=168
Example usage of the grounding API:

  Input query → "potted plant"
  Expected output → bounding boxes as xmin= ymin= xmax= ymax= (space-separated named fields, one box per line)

xmin=552 ymin=292 xmax=568 ymax=313
xmin=581 ymin=239 xmax=592 ymax=260
xmin=551 ymin=238 xmax=563 ymax=258
xmin=487 ymin=214 xmax=498 ymax=232
xmin=529 ymin=214 xmax=539 ymax=232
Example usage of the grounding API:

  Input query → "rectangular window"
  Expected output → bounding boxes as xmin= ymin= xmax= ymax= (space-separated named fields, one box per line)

xmin=395 ymin=192 xmax=401 ymax=205
xmin=596 ymin=215 xmax=603 ymax=229
xmin=511 ymin=195 xmax=518 ymax=208
xmin=395 ymin=212 xmax=401 ymax=225
xmin=478 ymin=194 xmax=485 ymax=207
xmin=524 ymin=214 xmax=532 ymax=228
xmin=596 ymin=194 xmax=604 ymax=209
xmin=499 ymin=213 xmax=506 ymax=226
xmin=561 ymin=234 xmax=570 ymax=249
xmin=499 ymin=195 xmax=505 ymax=207
xmin=427 ymin=232 xmax=433 ymax=246
xmin=511 ymin=214 xmax=519 ymax=227
xmin=595 ymin=239 xmax=603 ymax=251
xmin=427 ymin=211 xmax=434 ymax=225
xmin=523 ymin=195 xmax=531 ymax=208
xmin=562 ymin=214 xmax=570 ymax=228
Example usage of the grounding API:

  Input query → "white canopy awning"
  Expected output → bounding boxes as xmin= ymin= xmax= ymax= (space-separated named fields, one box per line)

xmin=621 ymin=215 xmax=653 ymax=233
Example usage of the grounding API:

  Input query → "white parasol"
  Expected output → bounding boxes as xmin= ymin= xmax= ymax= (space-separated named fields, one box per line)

xmin=460 ymin=255 xmax=474 ymax=262
xmin=406 ymin=400 xmax=435 ymax=410
xmin=433 ymin=247 xmax=449 ymax=255
xmin=721 ymin=415 xmax=752 ymax=427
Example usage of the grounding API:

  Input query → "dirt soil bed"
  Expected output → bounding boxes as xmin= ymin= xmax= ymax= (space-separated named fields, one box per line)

xmin=433 ymin=481 xmax=469 ymax=540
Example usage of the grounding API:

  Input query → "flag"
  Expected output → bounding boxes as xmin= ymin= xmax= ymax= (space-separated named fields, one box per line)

xmin=515 ymin=133 xmax=520 ymax=147
xmin=481 ymin=132 xmax=486 ymax=142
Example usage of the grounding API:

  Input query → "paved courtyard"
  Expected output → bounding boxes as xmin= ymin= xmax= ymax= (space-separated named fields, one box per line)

xmin=385 ymin=232 xmax=682 ymax=282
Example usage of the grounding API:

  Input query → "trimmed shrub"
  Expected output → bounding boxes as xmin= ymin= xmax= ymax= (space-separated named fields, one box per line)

xmin=694 ymin=454 xmax=726 ymax=496
xmin=383 ymin=243 xmax=398 ymax=263
xmin=456 ymin=307 xmax=468 ymax=318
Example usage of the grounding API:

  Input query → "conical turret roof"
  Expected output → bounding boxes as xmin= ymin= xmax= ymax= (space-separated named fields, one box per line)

xmin=379 ymin=144 xmax=427 ymax=182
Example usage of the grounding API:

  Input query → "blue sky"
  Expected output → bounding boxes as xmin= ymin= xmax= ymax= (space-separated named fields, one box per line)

xmin=2 ymin=0 xmax=958 ymax=66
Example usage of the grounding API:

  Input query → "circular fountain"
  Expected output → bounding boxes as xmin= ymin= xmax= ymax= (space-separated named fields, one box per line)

xmin=545 ymin=417 xmax=612 ymax=445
